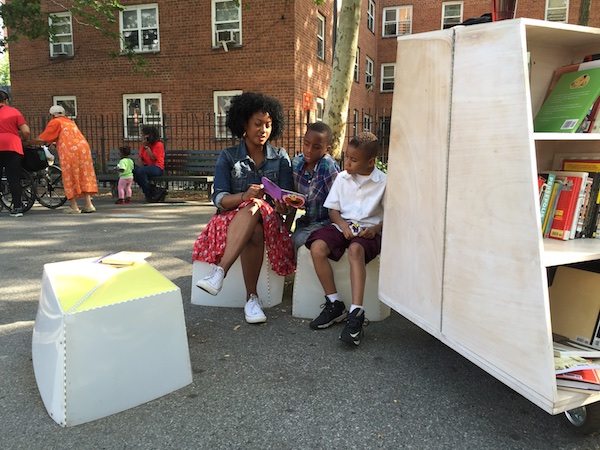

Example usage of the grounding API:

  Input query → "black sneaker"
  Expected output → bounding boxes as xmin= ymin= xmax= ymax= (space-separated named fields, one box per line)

xmin=340 ymin=308 xmax=367 ymax=346
xmin=309 ymin=298 xmax=347 ymax=330
xmin=9 ymin=208 xmax=24 ymax=218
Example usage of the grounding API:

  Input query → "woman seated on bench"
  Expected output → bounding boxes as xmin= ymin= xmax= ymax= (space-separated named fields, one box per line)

xmin=192 ymin=92 xmax=295 ymax=324
xmin=133 ymin=125 xmax=166 ymax=202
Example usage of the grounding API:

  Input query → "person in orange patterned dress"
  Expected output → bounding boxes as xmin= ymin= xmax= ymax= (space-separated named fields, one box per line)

xmin=27 ymin=106 xmax=98 ymax=214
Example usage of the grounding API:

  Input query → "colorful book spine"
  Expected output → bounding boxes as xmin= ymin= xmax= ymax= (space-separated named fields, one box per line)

xmin=576 ymin=177 xmax=594 ymax=238
xmin=550 ymin=175 xmax=584 ymax=240
xmin=539 ymin=173 xmax=556 ymax=229
xmin=582 ymin=175 xmax=600 ymax=238
xmin=544 ymin=180 xmax=563 ymax=238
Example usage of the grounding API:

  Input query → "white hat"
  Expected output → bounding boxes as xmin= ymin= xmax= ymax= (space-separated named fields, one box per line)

xmin=49 ymin=105 xmax=65 ymax=116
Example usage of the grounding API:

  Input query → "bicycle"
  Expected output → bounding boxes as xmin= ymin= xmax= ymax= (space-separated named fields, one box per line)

xmin=0 ymin=167 xmax=35 ymax=213
xmin=30 ymin=164 xmax=67 ymax=208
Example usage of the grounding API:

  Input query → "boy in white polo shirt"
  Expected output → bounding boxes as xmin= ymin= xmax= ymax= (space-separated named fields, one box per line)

xmin=305 ymin=132 xmax=386 ymax=346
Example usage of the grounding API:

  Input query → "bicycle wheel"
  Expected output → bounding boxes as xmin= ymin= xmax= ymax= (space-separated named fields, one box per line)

xmin=0 ymin=168 xmax=35 ymax=212
xmin=34 ymin=165 xmax=67 ymax=208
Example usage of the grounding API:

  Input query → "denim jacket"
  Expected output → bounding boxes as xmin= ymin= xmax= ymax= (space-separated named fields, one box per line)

xmin=212 ymin=140 xmax=293 ymax=211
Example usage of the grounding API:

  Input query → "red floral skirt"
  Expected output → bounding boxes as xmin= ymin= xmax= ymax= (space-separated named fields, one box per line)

xmin=192 ymin=199 xmax=296 ymax=276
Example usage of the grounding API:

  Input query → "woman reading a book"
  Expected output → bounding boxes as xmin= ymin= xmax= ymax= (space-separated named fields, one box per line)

xmin=193 ymin=92 xmax=295 ymax=324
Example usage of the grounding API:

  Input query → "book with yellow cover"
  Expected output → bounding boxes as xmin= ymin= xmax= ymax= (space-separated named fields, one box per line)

xmin=98 ymin=251 xmax=152 ymax=266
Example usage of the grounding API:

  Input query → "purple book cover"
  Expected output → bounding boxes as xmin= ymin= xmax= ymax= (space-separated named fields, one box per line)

xmin=261 ymin=176 xmax=306 ymax=208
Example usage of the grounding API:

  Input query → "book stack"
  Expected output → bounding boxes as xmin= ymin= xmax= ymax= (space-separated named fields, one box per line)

xmin=554 ymin=352 xmax=600 ymax=391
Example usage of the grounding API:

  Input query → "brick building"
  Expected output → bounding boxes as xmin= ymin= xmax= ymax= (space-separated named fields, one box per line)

xmin=6 ymin=0 xmax=600 ymax=155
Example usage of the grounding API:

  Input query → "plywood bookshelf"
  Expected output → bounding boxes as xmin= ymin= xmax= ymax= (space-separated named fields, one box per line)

xmin=380 ymin=18 xmax=600 ymax=415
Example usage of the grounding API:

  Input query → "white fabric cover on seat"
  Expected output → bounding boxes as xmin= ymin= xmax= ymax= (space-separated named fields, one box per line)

xmin=32 ymin=257 xmax=192 ymax=427
xmin=292 ymin=246 xmax=390 ymax=321
xmin=191 ymin=252 xmax=285 ymax=308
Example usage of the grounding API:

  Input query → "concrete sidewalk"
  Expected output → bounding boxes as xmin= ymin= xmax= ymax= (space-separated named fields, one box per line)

xmin=0 ymin=196 xmax=597 ymax=449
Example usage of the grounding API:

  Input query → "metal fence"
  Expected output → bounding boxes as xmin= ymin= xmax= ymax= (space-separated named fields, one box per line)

xmin=26 ymin=109 xmax=391 ymax=173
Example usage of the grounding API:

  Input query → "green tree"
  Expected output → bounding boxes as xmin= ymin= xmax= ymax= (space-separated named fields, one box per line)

xmin=0 ymin=52 xmax=10 ymax=85
xmin=0 ymin=0 xmax=147 ymax=72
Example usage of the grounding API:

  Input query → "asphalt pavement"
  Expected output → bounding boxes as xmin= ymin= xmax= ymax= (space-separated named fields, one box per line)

xmin=1 ymin=194 xmax=599 ymax=449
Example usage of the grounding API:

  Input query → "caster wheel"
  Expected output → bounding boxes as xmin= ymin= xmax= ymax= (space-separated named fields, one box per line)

xmin=563 ymin=404 xmax=600 ymax=435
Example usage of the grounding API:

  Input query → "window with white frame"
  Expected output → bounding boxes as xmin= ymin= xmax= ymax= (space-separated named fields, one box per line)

xmin=381 ymin=63 xmax=396 ymax=92
xmin=354 ymin=49 xmax=360 ymax=82
xmin=53 ymin=96 xmax=77 ymax=118
xmin=316 ymin=98 xmax=325 ymax=122
xmin=123 ymin=94 xmax=162 ymax=139
xmin=364 ymin=114 xmax=372 ymax=132
xmin=365 ymin=57 xmax=374 ymax=87
xmin=367 ymin=0 xmax=375 ymax=32
xmin=213 ymin=0 xmax=242 ymax=47
xmin=49 ymin=12 xmax=73 ymax=57
xmin=214 ymin=90 xmax=242 ymax=139
xmin=317 ymin=13 xmax=325 ymax=60
xmin=382 ymin=6 xmax=412 ymax=37
xmin=120 ymin=4 xmax=159 ymax=53
xmin=442 ymin=2 xmax=463 ymax=29
xmin=546 ymin=0 xmax=568 ymax=22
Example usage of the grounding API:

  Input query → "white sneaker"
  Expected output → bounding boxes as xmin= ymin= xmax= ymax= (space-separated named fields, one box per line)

xmin=196 ymin=264 xmax=225 ymax=295
xmin=244 ymin=294 xmax=267 ymax=324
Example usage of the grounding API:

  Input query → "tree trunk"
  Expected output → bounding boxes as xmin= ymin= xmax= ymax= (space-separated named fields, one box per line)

xmin=323 ymin=0 xmax=361 ymax=160
xmin=578 ymin=0 xmax=591 ymax=26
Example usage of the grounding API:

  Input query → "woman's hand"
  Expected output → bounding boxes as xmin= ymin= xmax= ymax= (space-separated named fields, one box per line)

xmin=274 ymin=199 xmax=291 ymax=215
xmin=245 ymin=183 xmax=264 ymax=201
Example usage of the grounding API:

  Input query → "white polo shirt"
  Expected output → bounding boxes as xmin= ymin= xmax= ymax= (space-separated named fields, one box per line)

xmin=324 ymin=167 xmax=386 ymax=228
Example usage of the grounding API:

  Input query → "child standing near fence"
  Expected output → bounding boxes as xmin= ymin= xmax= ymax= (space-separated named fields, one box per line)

xmin=116 ymin=146 xmax=134 ymax=204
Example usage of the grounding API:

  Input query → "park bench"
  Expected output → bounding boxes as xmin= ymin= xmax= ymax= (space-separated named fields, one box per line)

xmin=95 ymin=149 xmax=220 ymax=199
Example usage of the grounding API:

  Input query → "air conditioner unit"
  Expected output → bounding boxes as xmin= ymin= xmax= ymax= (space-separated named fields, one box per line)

xmin=52 ymin=43 xmax=71 ymax=56
xmin=216 ymin=30 xmax=235 ymax=43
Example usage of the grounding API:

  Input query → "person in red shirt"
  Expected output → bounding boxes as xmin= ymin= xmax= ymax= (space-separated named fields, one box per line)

xmin=133 ymin=125 xmax=166 ymax=202
xmin=0 ymin=91 xmax=30 ymax=217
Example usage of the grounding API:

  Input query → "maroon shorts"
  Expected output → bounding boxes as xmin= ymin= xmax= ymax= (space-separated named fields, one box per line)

xmin=305 ymin=224 xmax=381 ymax=264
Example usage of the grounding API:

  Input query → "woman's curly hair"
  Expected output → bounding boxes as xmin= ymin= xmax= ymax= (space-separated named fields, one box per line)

xmin=226 ymin=92 xmax=285 ymax=140
xmin=141 ymin=125 xmax=160 ymax=144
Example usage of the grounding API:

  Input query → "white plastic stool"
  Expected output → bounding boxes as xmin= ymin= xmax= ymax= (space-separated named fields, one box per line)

xmin=191 ymin=252 xmax=285 ymax=308
xmin=292 ymin=246 xmax=390 ymax=321
xmin=32 ymin=257 xmax=192 ymax=427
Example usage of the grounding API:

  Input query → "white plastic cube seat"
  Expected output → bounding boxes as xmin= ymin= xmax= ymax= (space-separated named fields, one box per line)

xmin=292 ymin=246 xmax=390 ymax=321
xmin=32 ymin=257 xmax=192 ymax=427
xmin=191 ymin=252 xmax=285 ymax=308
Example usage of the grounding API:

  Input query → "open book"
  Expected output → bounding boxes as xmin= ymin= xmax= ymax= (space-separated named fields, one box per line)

xmin=261 ymin=176 xmax=306 ymax=209
xmin=98 ymin=251 xmax=152 ymax=266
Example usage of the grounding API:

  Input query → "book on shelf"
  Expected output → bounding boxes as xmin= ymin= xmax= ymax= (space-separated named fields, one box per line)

xmin=577 ymin=95 xmax=600 ymax=133
xmin=575 ymin=177 xmax=594 ymax=238
xmin=582 ymin=174 xmax=600 ymax=238
xmin=554 ymin=355 xmax=600 ymax=374
xmin=543 ymin=179 xmax=563 ymax=238
xmin=261 ymin=176 xmax=306 ymax=209
xmin=548 ymin=174 xmax=584 ymax=240
xmin=538 ymin=173 xmax=556 ymax=228
xmin=544 ymin=59 xmax=600 ymax=100
xmin=533 ymin=67 xmax=600 ymax=133
xmin=556 ymin=368 xmax=600 ymax=391
xmin=554 ymin=341 xmax=600 ymax=359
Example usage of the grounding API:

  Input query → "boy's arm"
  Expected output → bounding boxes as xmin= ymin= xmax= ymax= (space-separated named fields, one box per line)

xmin=330 ymin=209 xmax=355 ymax=240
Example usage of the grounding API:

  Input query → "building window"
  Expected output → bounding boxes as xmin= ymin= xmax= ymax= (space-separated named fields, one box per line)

xmin=382 ymin=6 xmax=412 ymax=37
xmin=546 ymin=0 xmax=568 ymax=22
xmin=316 ymin=98 xmax=325 ymax=121
xmin=214 ymin=90 xmax=242 ymax=139
xmin=317 ymin=13 xmax=325 ymax=60
xmin=53 ymin=96 xmax=76 ymax=118
xmin=442 ymin=2 xmax=463 ymax=29
xmin=364 ymin=114 xmax=372 ymax=132
xmin=367 ymin=0 xmax=375 ymax=32
xmin=49 ymin=12 xmax=73 ymax=57
xmin=354 ymin=49 xmax=360 ymax=82
xmin=213 ymin=0 xmax=242 ymax=48
xmin=123 ymin=94 xmax=162 ymax=139
xmin=381 ymin=63 xmax=396 ymax=92
xmin=120 ymin=4 xmax=159 ymax=53
xmin=365 ymin=57 xmax=374 ymax=88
